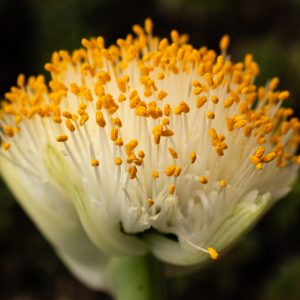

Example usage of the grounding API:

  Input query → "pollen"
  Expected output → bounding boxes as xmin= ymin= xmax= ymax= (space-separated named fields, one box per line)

xmin=56 ymin=135 xmax=68 ymax=142
xmin=208 ymin=247 xmax=219 ymax=260
xmin=91 ymin=159 xmax=100 ymax=167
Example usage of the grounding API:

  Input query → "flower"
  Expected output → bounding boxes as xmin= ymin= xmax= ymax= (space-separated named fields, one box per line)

xmin=0 ymin=19 xmax=299 ymax=288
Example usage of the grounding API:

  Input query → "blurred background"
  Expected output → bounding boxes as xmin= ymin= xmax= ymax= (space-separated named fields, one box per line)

xmin=0 ymin=0 xmax=300 ymax=299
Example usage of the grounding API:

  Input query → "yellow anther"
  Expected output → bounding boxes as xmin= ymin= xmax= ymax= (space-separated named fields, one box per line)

xmin=96 ymin=111 xmax=106 ymax=127
xmin=189 ymin=151 xmax=197 ymax=164
xmin=152 ymin=170 xmax=159 ymax=178
xmin=174 ymin=101 xmax=190 ymax=115
xmin=91 ymin=159 xmax=100 ymax=167
xmin=196 ymin=96 xmax=207 ymax=108
xmin=168 ymin=147 xmax=178 ymax=159
xmin=17 ymin=74 xmax=25 ymax=88
xmin=199 ymin=176 xmax=208 ymax=184
xmin=263 ymin=152 xmax=276 ymax=163
xmin=125 ymin=139 xmax=138 ymax=155
xmin=209 ymin=128 xmax=218 ymax=140
xmin=165 ymin=165 xmax=176 ymax=176
xmin=269 ymin=77 xmax=279 ymax=90
xmin=132 ymin=24 xmax=144 ymax=36
xmin=56 ymin=135 xmax=68 ymax=142
xmin=79 ymin=114 xmax=89 ymax=126
xmin=157 ymin=72 xmax=165 ymax=80
xmin=171 ymin=30 xmax=180 ymax=43
xmin=70 ymin=82 xmax=80 ymax=95
xmin=254 ymin=146 xmax=265 ymax=158
xmin=147 ymin=198 xmax=154 ymax=206
xmin=220 ymin=179 xmax=227 ymax=188
xmin=197 ymin=63 xmax=205 ymax=76
xmin=62 ymin=111 xmax=72 ymax=119
xmin=208 ymin=247 xmax=218 ymax=260
xmin=256 ymin=162 xmax=263 ymax=170
xmin=144 ymin=18 xmax=153 ymax=34
xmin=224 ymin=96 xmax=234 ymax=109
xmin=110 ymin=127 xmax=118 ymax=141
xmin=205 ymin=73 xmax=214 ymax=87
xmin=219 ymin=35 xmax=230 ymax=51
xmin=207 ymin=111 xmax=215 ymax=120
xmin=118 ymin=93 xmax=126 ymax=102
xmin=234 ymin=119 xmax=247 ymax=129
xmin=161 ymin=129 xmax=174 ymax=137
xmin=158 ymin=90 xmax=168 ymax=100
xmin=65 ymin=119 xmax=76 ymax=132
xmin=278 ymin=91 xmax=290 ymax=101
xmin=138 ymin=150 xmax=145 ymax=159
xmin=211 ymin=96 xmax=219 ymax=104
xmin=164 ymin=104 xmax=171 ymax=116
xmin=128 ymin=165 xmax=137 ymax=179
xmin=115 ymin=138 xmax=123 ymax=147
xmin=174 ymin=167 xmax=181 ymax=177
xmin=169 ymin=184 xmax=175 ymax=195
xmin=2 ymin=142 xmax=11 ymax=150
xmin=161 ymin=118 xmax=169 ymax=126
xmin=114 ymin=157 xmax=122 ymax=165
xmin=193 ymin=87 xmax=202 ymax=95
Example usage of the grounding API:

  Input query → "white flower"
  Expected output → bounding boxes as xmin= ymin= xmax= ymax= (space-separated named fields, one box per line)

xmin=0 ymin=19 xmax=299 ymax=287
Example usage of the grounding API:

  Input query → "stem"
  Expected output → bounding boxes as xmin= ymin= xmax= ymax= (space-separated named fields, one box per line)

xmin=106 ymin=254 xmax=165 ymax=300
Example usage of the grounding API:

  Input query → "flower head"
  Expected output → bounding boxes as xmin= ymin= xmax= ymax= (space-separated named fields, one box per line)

xmin=1 ymin=19 xmax=299 ymax=284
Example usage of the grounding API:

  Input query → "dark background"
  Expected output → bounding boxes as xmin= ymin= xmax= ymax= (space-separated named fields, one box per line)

xmin=0 ymin=0 xmax=300 ymax=299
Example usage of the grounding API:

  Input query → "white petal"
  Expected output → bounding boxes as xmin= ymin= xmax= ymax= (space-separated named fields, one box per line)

xmin=0 ymin=157 xmax=110 ymax=290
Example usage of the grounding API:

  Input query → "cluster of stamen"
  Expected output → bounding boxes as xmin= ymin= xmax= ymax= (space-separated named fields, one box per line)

xmin=1 ymin=19 xmax=300 ymax=260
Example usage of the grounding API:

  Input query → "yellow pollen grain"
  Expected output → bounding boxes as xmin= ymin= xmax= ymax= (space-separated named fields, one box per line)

xmin=193 ymin=87 xmax=202 ymax=95
xmin=158 ymin=90 xmax=168 ymax=100
xmin=199 ymin=176 xmax=208 ymax=184
xmin=110 ymin=127 xmax=118 ymax=141
xmin=2 ymin=142 xmax=11 ymax=150
xmin=65 ymin=119 xmax=76 ymax=132
xmin=118 ymin=93 xmax=126 ymax=102
xmin=125 ymin=139 xmax=138 ymax=155
xmin=144 ymin=18 xmax=153 ymax=34
xmin=79 ymin=114 xmax=89 ymax=126
xmin=152 ymin=170 xmax=159 ymax=178
xmin=278 ymin=91 xmax=290 ymax=101
xmin=269 ymin=77 xmax=279 ymax=90
xmin=161 ymin=129 xmax=174 ymax=137
xmin=128 ymin=165 xmax=137 ymax=179
xmin=147 ymin=198 xmax=154 ymax=206
xmin=114 ymin=157 xmax=122 ymax=165
xmin=264 ymin=152 xmax=276 ymax=163
xmin=91 ymin=159 xmax=100 ymax=167
xmin=164 ymin=104 xmax=171 ymax=116
xmin=220 ymin=179 xmax=227 ymax=188
xmin=189 ymin=151 xmax=197 ymax=164
xmin=56 ymin=135 xmax=68 ymax=142
xmin=168 ymin=147 xmax=178 ymax=159
xmin=234 ymin=119 xmax=247 ymax=129
xmin=196 ymin=96 xmax=207 ymax=108
xmin=211 ymin=96 xmax=219 ymax=104
xmin=207 ymin=111 xmax=215 ymax=120
xmin=174 ymin=167 xmax=181 ymax=177
xmin=208 ymin=247 xmax=218 ymax=260
xmin=219 ymin=35 xmax=230 ymax=51
xmin=138 ymin=150 xmax=145 ymax=158
xmin=157 ymin=72 xmax=165 ymax=80
xmin=165 ymin=165 xmax=176 ymax=176
xmin=174 ymin=101 xmax=190 ymax=115
xmin=209 ymin=128 xmax=218 ymax=140
xmin=169 ymin=184 xmax=175 ymax=195
xmin=96 ymin=111 xmax=106 ymax=127
xmin=224 ymin=96 xmax=234 ymax=109
xmin=63 ymin=111 xmax=72 ymax=119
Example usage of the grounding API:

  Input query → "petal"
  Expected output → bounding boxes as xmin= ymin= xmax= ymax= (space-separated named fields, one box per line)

xmin=0 ymin=156 xmax=111 ymax=291
xmin=146 ymin=191 xmax=271 ymax=266
xmin=43 ymin=144 xmax=148 ymax=256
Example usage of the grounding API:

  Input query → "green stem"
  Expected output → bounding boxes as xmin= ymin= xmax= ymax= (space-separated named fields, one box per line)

xmin=106 ymin=255 xmax=166 ymax=300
